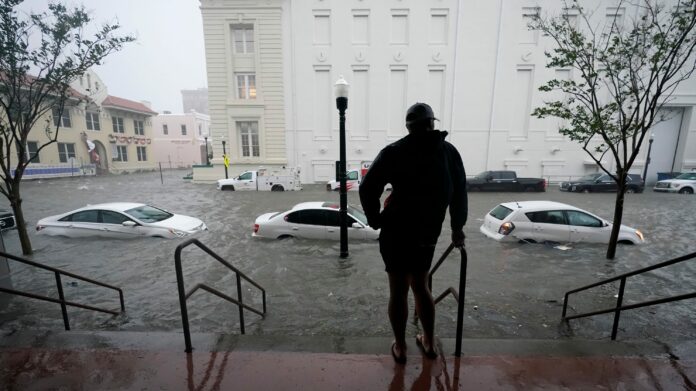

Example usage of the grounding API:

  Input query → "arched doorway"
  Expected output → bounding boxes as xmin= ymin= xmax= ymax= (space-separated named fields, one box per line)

xmin=93 ymin=141 xmax=109 ymax=175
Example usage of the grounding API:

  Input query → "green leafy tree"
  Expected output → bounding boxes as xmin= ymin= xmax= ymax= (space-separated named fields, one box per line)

xmin=531 ymin=0 xmax=696 ymax=259
xmin=0 ymin=0 xmax=133 ymax=254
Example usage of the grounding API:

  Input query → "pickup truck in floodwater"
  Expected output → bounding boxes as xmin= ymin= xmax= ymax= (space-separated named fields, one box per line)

xmin=467 ymin=170 xmax=547 ymax=192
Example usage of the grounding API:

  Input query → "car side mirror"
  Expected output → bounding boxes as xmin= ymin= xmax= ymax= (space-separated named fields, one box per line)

xmin=122 ymin=221 xmax=137 ymax=227
xmin=351 ymin=222 xmax=363 ymax=229
xmin=486 ymin=176 xmax=493 ymax=182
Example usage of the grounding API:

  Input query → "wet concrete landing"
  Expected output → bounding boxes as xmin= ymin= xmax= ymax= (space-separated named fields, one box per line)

xmin=1 ymin=347 xmax=695 ymax=390
xmin=1 ymin=331 xmax=695 ymax=390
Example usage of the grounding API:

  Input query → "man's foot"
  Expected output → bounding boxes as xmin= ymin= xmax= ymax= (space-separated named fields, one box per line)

xmin=391 ymin=341 xmax=407 ymax=364
xmin=415 ymin=334 xmax=438 ymax=359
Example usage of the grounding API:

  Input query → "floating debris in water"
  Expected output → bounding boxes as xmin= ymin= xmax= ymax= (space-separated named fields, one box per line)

xmin=554 ymin=245 xmax=572 ymax=251
xmin=78 ymin=185 xmax=89 ymax=190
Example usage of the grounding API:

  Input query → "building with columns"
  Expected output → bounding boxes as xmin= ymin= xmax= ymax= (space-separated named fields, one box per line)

xmin=196 ymin=0 xmax=696 ymax=184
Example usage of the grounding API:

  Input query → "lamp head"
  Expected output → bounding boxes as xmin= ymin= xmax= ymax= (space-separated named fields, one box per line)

xmin=650 ymin=133 xmax=655 ymax=141
xmin=334 ymin=75 xmax=350 ymax=99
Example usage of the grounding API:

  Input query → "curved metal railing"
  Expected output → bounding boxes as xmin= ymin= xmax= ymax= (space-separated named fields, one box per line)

xmin=562 ymin=251 xmax=696 ymax=340
xmin=0 ymin=251 xmax=125 ymax=330
xmin=175 ymin=238 xmax=266 ymax=352
xmin=425 ymin=242 xmax=468 ymax=357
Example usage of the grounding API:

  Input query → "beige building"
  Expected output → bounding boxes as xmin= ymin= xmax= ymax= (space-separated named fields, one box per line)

xmin=194 ymin=0 xmax=287 ymax=182
xmin=15 ymin=70 xmax=158 ymax=178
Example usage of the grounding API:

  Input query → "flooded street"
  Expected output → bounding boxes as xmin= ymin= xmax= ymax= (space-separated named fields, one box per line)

xmin=1 ymin=170 xmax=695 ymax=342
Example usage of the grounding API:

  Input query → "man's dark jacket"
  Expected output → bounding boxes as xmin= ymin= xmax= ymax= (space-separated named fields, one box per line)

xmin=359 ymin=130 xmax=467 ymax=246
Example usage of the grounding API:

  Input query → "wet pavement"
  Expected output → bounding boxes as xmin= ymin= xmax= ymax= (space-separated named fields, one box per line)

xmin=0 ymin=170 xmax=695 ymax=342
xmin=4 ymin=349 xmax=695 ymax=390
xmin=1 ymin=330 xmax=695 ymax=390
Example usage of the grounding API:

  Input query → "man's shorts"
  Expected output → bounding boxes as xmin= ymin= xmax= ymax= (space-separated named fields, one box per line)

xmin=379 ymin=237 xmax=436 ymax=275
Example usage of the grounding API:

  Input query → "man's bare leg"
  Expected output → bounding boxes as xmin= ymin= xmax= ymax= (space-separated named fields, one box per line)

xmin=411 ymin=270 xmax=436 ymax=355
xmin=388 ymin=272 xmax=411 ymax=358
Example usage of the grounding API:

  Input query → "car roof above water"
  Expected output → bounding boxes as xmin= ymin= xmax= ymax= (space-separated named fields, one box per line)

xmin=498 ymin=200 xmax=579 ymax=212
xmin=291 ymin=201 xmax=350 ymax=211
xmin=75 ymin=202 xmax=146 ymax=213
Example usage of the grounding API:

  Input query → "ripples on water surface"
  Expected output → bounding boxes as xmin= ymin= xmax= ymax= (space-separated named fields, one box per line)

xmin=1 ymin=170 xmax=694 ymax=341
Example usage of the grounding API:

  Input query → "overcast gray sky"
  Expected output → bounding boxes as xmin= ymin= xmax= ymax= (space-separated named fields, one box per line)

xmin=18 ymin=0 xmax=207 ymax=113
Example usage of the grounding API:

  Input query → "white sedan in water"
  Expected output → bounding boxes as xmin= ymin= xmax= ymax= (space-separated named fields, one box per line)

xmin=36 ymin=203 xmax=207 ymax=239
xmin=253 ymin=202 xmax=379 ymax=240
xmin=480 ymin=201 xmax=644 ymax=244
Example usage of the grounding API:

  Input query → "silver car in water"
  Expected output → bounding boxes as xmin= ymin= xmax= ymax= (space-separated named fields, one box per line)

xmin=36 ymin=203 xmax=207 ymax=239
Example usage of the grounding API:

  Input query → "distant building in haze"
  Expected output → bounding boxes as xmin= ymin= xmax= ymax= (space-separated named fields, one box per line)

xmin=152 ymin=110 xmax=211 ymax=168
xmin=181 ymin=88 xmax=209 ymax=115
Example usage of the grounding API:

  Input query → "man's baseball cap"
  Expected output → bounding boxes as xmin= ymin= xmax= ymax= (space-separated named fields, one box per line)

xmin=405 ymin=102 xmax=439 ymax=125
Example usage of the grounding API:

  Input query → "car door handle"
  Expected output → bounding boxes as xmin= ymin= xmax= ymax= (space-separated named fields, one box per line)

xmin=292 ymin=227 xmax=299 ymax=231
xmin=327 ymin=229 xmax=335 ymax=232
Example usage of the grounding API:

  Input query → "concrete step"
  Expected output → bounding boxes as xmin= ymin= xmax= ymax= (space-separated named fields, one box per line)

xmin=0 ymin=329 xmax=686 ymax=357
xmin=1 ymin=330 xmax=695 ymax=390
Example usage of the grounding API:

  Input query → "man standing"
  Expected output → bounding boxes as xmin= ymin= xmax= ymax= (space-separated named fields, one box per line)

xmin=359 ymin=102 xmax=467 ymax=364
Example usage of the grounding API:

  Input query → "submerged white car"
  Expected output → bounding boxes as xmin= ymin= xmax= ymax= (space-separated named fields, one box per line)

xmin=480 ymin=201 xmax=644 ymax=244
xmin=653 ymin=172 xmax=696 ymax=194
xmin=253 ymin=202 xmax=379 ymax=240
xmin=36 ymin=203 xmax=207 ymax=239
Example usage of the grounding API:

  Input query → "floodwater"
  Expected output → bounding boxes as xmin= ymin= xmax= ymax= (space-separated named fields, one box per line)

xmin=1 ymin=170 xmax=695 ymax=342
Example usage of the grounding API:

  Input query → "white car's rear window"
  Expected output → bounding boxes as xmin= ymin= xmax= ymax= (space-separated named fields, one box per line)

xmin=489 ymin=205 xmax=513 ymax=220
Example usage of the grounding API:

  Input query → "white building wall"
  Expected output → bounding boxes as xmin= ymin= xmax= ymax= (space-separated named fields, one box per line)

xmin=206 ymin=0 xmax=696 ymax=184
xmin=287 ymin=0 xmax=459 ymax=182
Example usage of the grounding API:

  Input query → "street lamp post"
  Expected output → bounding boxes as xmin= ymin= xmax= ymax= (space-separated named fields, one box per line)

xmin=335 ymin=76 xmax=350 ymax=258
xmin=642 ymin=133 xmax=655 ymax=184
xmin=222 ymin=140 xmax=228 ymax=179
xmin=204 ymin=136 xmax=210 ymax=166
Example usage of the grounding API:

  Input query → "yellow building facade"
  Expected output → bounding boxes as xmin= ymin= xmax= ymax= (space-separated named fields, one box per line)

xmin=13 ymin=70 xmax=158 ymax=179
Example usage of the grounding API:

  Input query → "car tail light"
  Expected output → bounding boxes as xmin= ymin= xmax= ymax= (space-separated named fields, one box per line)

xmin=36 ymin=225 xmax=44 ymax=232
xmin=254 ymin=224 xmax=259 ymax=233
xmin=544 ymin=179 xmax=548 ymax=189
xmin=498 ymin=222 xmax=515 ymax=235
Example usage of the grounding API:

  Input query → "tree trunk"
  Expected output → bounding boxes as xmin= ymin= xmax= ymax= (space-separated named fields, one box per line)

xmin=9 ymin=192 xmax=32 ymax=255
xmin=606 ymin=178 xmax=627 ymax=260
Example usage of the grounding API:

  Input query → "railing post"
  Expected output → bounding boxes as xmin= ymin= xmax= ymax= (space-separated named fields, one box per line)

xmin=611 ymin=277 xmax=627 ymax=340
xmin=54 ymin=272 xmax=70 ymax=331
xmin=262 ymin=290 xmax=267 ymax=314
xmin=118 ymin=289 xmax=125 ymax=312
xmin=455 ymin=247 xmax=467 ymax=357
xmin=175 ymin=250 xmax=193 ymax=353
xmin=236 ymin=273 xmax=245 ymax=334
xmin=562 ymin=293 xmax=570 ymax=319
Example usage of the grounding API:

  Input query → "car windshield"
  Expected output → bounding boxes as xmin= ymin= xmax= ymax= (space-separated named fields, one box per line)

xmin=675 ymin=173 xmax=696 ymax=180
xmin=124 ymin=205 xmax=173 ymax=223
xmin=475 ymin=172 xmax=489 ymax=179
xmin=347 ymin=206 xmax=368 ymax=225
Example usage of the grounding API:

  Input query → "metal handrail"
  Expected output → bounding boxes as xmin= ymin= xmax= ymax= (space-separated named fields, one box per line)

xmin=0 ymin=251 xmax=125 ymax=330
xmin=423 ymin=242 xmax=468 ymax=357
xmin=562 ymin=251 xmax=696 ymax=340
xmin=175 ymin=238 xmax=266 ymax=353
